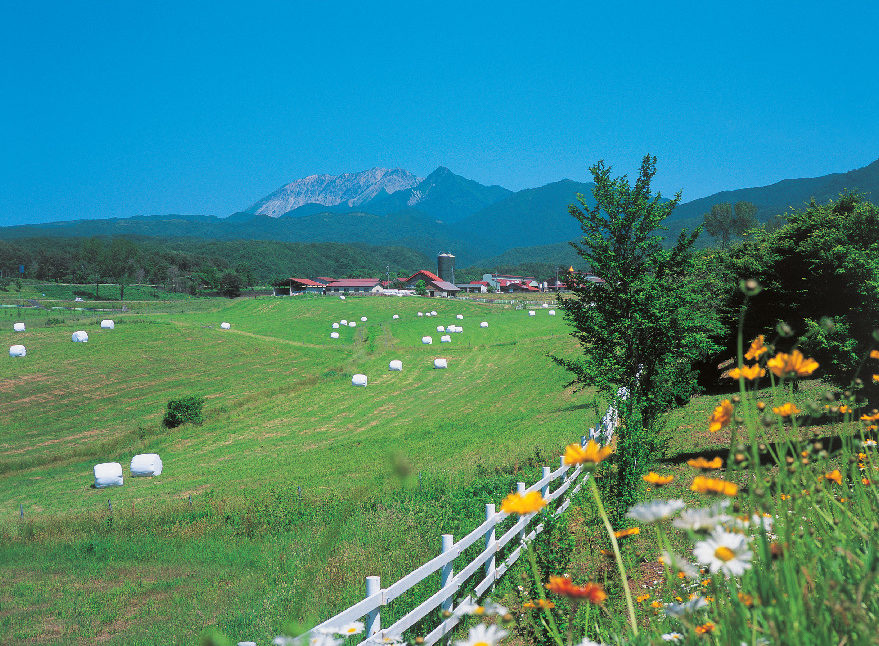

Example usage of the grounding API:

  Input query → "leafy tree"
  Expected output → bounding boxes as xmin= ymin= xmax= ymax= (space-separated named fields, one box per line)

xmin=554 ymin=155 xmax=723 ymax=516
xmin=218 ymin=271 xmax=243 ymax=298
xmin=718 ymin=192 xmax=879 ymax=399
xmin=703 ymin=201 xmax=759 ymax=247
xmin=414 ymin=279 xmax=427 ymax=296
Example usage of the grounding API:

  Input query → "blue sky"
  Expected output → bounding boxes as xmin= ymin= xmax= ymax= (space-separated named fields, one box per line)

xmin=1 ymin=0 xmax=876 ymax=225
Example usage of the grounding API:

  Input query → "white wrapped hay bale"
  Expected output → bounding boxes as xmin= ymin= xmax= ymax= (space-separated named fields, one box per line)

xmin=352 ymin=373 xmax=368 ymax=386
xmin=389 ymin=359 xmax=403 ymax=371
xmin=549 ymin=309 xmax=556 ymax=316
xmin=480 ymin=321 xmax=489 ymax=328
xmin=94 ymin=462 xmax=123 ymax=488
xmin=528 ymin=311 xmax=535 ymax=316
xmin=130 ymin=453 xmax=162 ymax=477
xmin=332 ymin=322 xmax=339 ymax=329
xmin=542 ymin=303 xmax=549 ymax=308
xmin=340 ymin=295 xmax=346 ymax=300
xmin=72 ymin=330 xmax=89 ymax=342
xmin=100 ymin=319 xmax=115 ymax=329
xmin=392 ymin=314 xmax=399 ymax=319
xmin=417 ymin=312 xmax=423 ymax=317
xmin=441 ymin=335 xmax=451 ymax=343
xmin=456 ymin=314 xmax=463 ymax=320
xmin=422 ymin=336 xmax=433 ymax=344
xmin=430 ymin=311 xmax=437 ymax=316
xmin=220 ymin=322 xmax=231 ymax=330
xmin=9 ymin=344 xmax=26 ymax=357
xmin=13 ymin=322 xmax=25 ymax=332
xmin=434 ymin=358 xmax=448 ymax=369
xmin=361 ymin=316 xmax=367 ymax=322
xmin=437 ymin=325 xmax=445 ymax=332
xmin=340 ymin=319 xmax=348 ymax=326
xmin=349 ymin=321 xmax=356 ymax=327
xmin=330 ymin=332 xmax=340 ymax=339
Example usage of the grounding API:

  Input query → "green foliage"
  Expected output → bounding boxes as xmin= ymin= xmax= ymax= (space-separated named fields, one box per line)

xmin=554 ymin=155 xmax=723 ymax=515
xmin=162 ymin=395 xmax=205 ymax=428
xmin=218 ymin=271 xmax=243 ymax=298
xmin=702 ymin=200 xmax=758 ymax=247
xmin=414 ymin=279 xmax=427 ymax=296
xmin=717 ymin=192 xmax=879 ymax=397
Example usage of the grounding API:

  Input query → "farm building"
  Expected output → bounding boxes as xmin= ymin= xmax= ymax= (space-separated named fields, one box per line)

xmin=456 ymin=282 xmax=487 ymax=293
xmin=273 ymin=278 xmax=328 ymax=296
xmin=324 ymin=278 xmax=383 ymax=293
xmin=401 ymin=270 xmax=461 ymax=298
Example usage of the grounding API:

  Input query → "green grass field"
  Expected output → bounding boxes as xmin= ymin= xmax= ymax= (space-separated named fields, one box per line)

xmin=1 ymin=293 xmax=601 ymax=644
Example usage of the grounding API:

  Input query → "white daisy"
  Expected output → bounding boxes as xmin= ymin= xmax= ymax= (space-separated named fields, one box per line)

xmin=659 ymin=550 xmax=699 ymax=579
xmin=693 ymin=527 xmax=753 ymax=577
xmin=673 ymin=500 xmax=732 ymax=532
xmin=625 ymin=499 xmax=686 ymax=523
xmin=308 ymin=636 xmax=343 ymax=646
xmin=453 ymin=599 xmax=508 ymax=617
xmin=273 ymin=638 xmax=295 ymax=646
xmin=453 ymin=623 xmax=508 ymax=646
xmin=862 ymin=439 xmax=877 ymax=448
xmin=574 ymin=639 xmax=606 ymax=646
xmin=662 ymin=633 xmax=685 ymax=642
xmin=336 ymin=621 xmax=365 ymax=636
xmin=664 ymin=595 xmax=708 ymax=617
xmin=727 ymin=512 xmax=774 ymax=533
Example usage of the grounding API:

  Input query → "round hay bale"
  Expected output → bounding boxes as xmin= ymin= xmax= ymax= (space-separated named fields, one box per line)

xmin=434 ymin=358 xmax=448 ymax=369
xmin=389 ymin=359 xmax=403 ymax=371
xmin=72 ymin=330 xmax=89 ymax=342
xmin=340 ymin=319 xmax=348 ymax=326
xmin=220 ymin=322 xmax=231 ymax=329
xmin=542 ymin=303 xmax=549 ymax=308
xmin=340 ymin=295 xmax=346 ymax=300
xmin=456 ymin=314 xmax=464 ymax=319
xmin=528 ymin=311 xmax=535 ymax=316
xmin=392 ymin=314 xmax=399 ymax=319
xmin=9 ymin=344 xmax=26 ymax=357
xmin=361 ymin=316 xmax=367 ymax=322
xmin=441 ymin=335 xmax=451 ymax=343
xmin=422 ymin=336 xmax=433 ymax=344
xmin=330 ymin=332 xmax=340 ymax=339
xmin=332 ymin=322 xmax=340 ymax=329
xmin=480 ymin=321 xmax=489 ymax=328
xmin=349 ymin=321 xmax=356 ymax=327
xmin=352 ymin=373 xmax=368 ymax=387
xmin=548 ymin=309 xmax=556 ymax=316
xmin=130 ymin=454 xmax=162 ymax=477
xmin=417 ymin=312 xmax=423 ymax=317
xmin=100 ymin=319 xmax=115 ymax=329
xmin=430 ymin=311 xmax=437 ymax=316
xmin=436 ymin=325 xmax=445 ymax=332
xmin=13 ymin=322 xmax=25 ymax=332
xmin=94 ymin=462 xmax=123 ymax=488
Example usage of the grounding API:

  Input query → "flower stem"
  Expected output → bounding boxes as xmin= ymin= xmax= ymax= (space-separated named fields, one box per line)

xmin=525 ymin=542 xmax=565 ymax=646
xmin=588 ymin=477 xmax=638 ymax=636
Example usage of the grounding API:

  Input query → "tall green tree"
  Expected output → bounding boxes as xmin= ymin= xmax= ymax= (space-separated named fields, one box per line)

xmin=703 ymin=201 xmax=759 ymax=247
xmin=554 ymin=155 xmax=723 ymax=515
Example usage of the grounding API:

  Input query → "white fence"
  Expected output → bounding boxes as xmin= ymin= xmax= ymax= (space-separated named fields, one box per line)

xmin=297 ymin=416 xmax=618 ymax=646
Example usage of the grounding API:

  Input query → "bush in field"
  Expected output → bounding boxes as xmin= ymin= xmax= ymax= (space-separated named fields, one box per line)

xmin=162 ymin=395 xmax=205 ymax=428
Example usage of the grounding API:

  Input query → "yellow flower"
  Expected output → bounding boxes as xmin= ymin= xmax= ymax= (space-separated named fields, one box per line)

xmin=563 ymin=440 xmax=613 ymax=466
xmin=708 ymin=399 xmax=734 ymax=432
xmin=838 ymin=405 xmax=852 ymax=414
xmin=642 ymin=471 xmax=674 ymax=486
xmin=523 ymin=599 xmax=555 ymax=609
xmin=772 ymin=402 xmax=801 ymax=417
xmin=728 ymin=364 xmax=766 ymax=381
xmin=738 ymin=592 xmax=754 ymax=607
xmin=690 ymin=475 xmax=739 ymax=496
xmin=870 ymin=350 xmax=879 ymax=360
xmin=688 ymin=456 xmax=723 ymax=470
xmin=636 ymin=593 xmax=650 ymax=602
xmin=824 ymin=470 xmax=842 ymax=485
xmin=651 ymin=600 xmax=663 ymax=608
xmin=873 ymin=374 xmax=879 ymax=383
xmin=500 ymin=490 xmax=547 ymax=515
xmin=767 ymin=349 xmax=819 ymax=378
xmin=614 ymin=527 xmax=640 ymax=539
xmin=695 ymin=622 xmax=715 ymax=634
xmin=744 ymin=335 xmax=768 ymax=360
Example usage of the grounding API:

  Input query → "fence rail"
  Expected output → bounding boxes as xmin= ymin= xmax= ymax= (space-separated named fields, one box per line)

xmin=296 ymin=408 xmax=619 ymax=646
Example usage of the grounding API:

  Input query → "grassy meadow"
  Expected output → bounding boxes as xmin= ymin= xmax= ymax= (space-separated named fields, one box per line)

xmin=0 ymin=292 xmax=600 ymax=644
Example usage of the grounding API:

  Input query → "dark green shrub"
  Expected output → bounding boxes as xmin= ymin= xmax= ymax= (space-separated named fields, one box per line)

xmin=163 ymin=395 xmax=205 ymax=428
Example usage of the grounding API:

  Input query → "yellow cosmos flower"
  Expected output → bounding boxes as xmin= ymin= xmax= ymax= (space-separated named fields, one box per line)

xmin=744 ymin=335 xmax=768 ymax=360
xmin=500 ymin=490 xmax=547 ymax=515
xmin=695 ymin=622 xmax=715 ymax=634
xmin=767 ymin=349 xmax=819 ymax=378
xmin=563 ymin=440 xmax=613 ymax=466
xmin=690 ymin=475 xmax=739 ymax=496
xmin=708 ymin=399 xmax=734 ymax=432
xmin=688 ymin=456 xmax=724 ymax=470
xmin=642 ymin=471 xmax=674 ymax=485
xmin=636 ymin=593 xmax=650 ymax=602
xmin=870 ymin=350 xmax=879 ymax=360
xmin=873 ymin=374 xmax=879 ymax=384
xmin=728 ymin=364 xmax=766 ymax=380
xmin=614 ymin=527 xmax=640 ymax=539
xmin=772 ymin=402 xmax=801 ymax=417
xmin=824 ymin=470 xmax=842 ymax=485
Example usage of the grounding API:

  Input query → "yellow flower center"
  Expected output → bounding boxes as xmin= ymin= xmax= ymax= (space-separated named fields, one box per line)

xmin=474 ymin=642 xmax=489 ymax=646
xmin=474 ymin=606 xmax=484 ymax=615
xmin=714 ymin=546 xmax=736 ymax=562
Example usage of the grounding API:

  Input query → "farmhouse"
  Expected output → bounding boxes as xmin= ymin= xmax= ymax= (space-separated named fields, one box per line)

xmin=324 ymin=278 xmax=383 ymax=293
xmin=273 ymin=278 xmax=328 ymax=296
xmin=401 ymin=270 xmax=461 ymax=298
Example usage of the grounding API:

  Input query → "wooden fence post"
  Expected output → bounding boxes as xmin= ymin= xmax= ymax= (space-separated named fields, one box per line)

xmin=365 ymin=576 xmax=381 ymax=636
xmin=484 ymin=504 xmax=496 ymax=585
xmin=541 ymin=467 xmax=551 ymax=499
xmin=440 ymin=534 xmax=454 ymax=613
